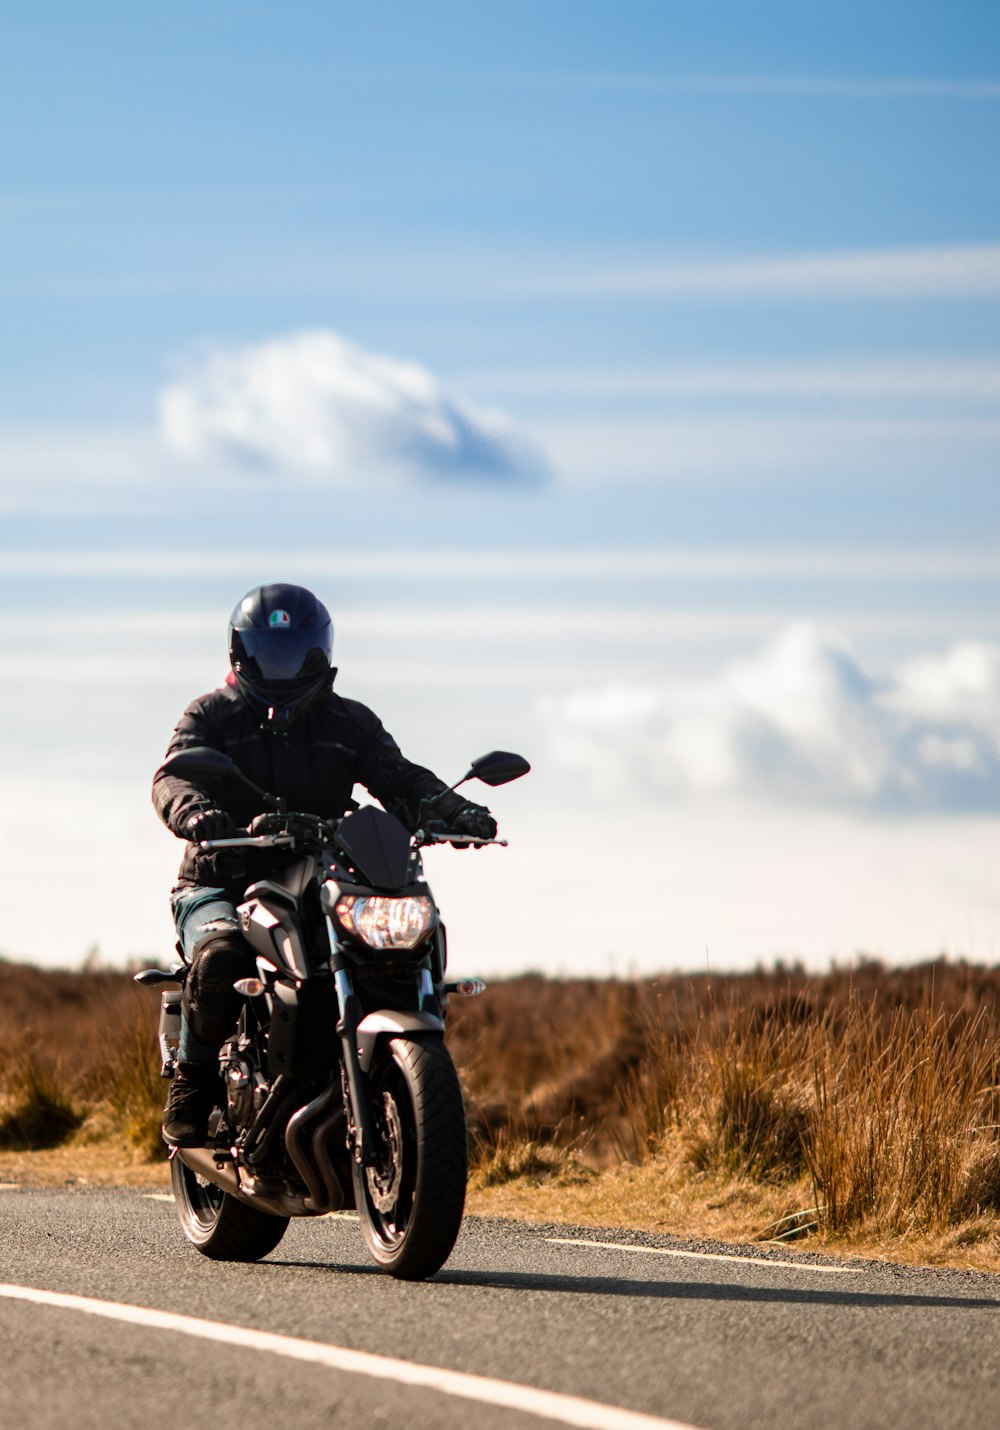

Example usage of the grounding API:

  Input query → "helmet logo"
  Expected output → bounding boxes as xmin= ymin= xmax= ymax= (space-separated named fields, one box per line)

xmin=269 ymin=610 xmax=291 ymax=629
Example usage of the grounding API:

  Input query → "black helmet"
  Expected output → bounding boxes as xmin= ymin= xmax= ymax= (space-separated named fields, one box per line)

xmin=228 ymin=583 xmax=334 ymax=727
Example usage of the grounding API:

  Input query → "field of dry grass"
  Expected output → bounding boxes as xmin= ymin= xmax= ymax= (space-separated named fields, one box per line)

xmin=2 ymin=957 xmax=999 ymax=1270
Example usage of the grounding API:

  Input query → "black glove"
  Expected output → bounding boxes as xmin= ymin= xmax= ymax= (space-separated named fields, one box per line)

xmin=447 ymin=802 xmax=498 ymax=844
xmin=249 ymin=811 xmax=325 ymax=840
xmin=182 ymin=808 xmax=237 ymax=842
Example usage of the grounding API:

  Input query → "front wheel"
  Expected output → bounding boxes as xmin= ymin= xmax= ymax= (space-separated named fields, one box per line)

xmin=353 ymin=1034 xmax=467 ymax=1280
xmin=170 ymin=1153 xmax=289 ymax=1262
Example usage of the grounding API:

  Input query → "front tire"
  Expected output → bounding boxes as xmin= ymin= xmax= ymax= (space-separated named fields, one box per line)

xmin=353 ymin=1034 xmax=467 ymax=1280
xmin=170 ymin=1153 xmax=289 ymax=1262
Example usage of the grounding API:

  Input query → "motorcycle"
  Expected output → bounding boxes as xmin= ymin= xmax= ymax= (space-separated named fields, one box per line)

xmin=136 ymin=744 xmax=529 ymax=1280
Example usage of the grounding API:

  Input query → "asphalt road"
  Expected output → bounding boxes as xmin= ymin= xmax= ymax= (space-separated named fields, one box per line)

xmin=1 ymin=1187 xmax=998 ymax=1430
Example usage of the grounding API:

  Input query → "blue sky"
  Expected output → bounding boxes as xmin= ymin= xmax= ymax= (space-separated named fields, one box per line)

xmin=2 ymin=2 xmax=999 ymax=970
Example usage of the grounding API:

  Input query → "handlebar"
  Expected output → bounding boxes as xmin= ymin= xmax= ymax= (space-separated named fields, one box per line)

xmin=200 ymin=811 xmax=340 ymax=852
xmin=202 ymin=831 xmax=509 ymax=851
xmin=199 ymin=816 xmax=508 ymax=854
xmin=199 ymin=834 xmax=298 ymax=850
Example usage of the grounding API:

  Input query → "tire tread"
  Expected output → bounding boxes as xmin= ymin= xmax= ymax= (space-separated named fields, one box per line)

xmin=355 ymin=1034 xmax=467 ymax=1280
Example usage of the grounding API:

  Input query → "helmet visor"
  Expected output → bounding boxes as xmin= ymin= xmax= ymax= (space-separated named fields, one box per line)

xmin=231 ymin=627 xmax=331 ymax=691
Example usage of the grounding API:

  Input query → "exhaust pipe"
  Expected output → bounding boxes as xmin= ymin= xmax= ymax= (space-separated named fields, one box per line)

xmin=175 ymin=1079 xmax=346 ymax=1217
xmin=176 ymin=1145 xmax=310 ymax=1218
xmin=311 ymin=1103 xmax=346 ymax=1214
xmin=177 ymin=1145 xmax=241 ymax=1197
xmin=285 ymin=1081 xmax=341 ymax=1212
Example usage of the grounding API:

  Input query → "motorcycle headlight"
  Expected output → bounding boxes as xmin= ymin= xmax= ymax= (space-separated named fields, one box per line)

xmin=334 ymin=894 xmax=434 ymax=951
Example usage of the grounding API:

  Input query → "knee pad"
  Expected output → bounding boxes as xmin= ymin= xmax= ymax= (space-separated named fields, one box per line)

xmin=182 ymin=933 xmax=255 ymax=1049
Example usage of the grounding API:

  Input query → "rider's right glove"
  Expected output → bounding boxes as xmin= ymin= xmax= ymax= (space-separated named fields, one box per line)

xmin=448 ymin=803 xmax=498 ymax=844
xmin=182 ymin=808 xmax=238 ymax=842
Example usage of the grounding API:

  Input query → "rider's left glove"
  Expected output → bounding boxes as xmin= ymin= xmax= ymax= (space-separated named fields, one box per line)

xmin=183 ymin=808 xmax=238 ymax=842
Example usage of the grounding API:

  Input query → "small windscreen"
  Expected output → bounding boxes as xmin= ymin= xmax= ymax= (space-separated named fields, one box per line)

xmin=335 ymin=807 xmax=413 ymax=890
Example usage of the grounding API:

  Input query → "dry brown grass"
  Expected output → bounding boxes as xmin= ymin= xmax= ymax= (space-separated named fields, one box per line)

xmin=0 ymin=960 xmax=168 ymax=1159
xmin=2 ymin=955 xmax=999 ymax=1269
xmin=450 ymin=960 xmax=1000 ymax=1268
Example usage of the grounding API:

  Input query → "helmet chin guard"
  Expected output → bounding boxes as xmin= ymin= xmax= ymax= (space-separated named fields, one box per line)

xmin=228 ymin=583 xmax=334 ymax=728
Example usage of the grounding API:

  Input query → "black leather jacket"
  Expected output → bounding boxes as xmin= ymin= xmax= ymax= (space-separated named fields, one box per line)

xmin=153 ymin=678 xmax=460 ymax=895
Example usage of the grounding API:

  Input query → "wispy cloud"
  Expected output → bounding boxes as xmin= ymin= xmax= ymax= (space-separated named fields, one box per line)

xmin=9 ymin=242 xmax=998 ymax=308
xmin=160 ymin=330 xmax=547 ymax=484
xmin=3 ymin=546 xmax=1000 ymax=584
xmin=3 ymin=403 xmax=996 ymax=513
xmin=536 ymin=412 xmax=1000 ymax=485
xmin=0 ymin=428 xmax=173 ymax=516
xmin=540 ymin=624 xmax=1000 ymax=813
xmin=541 ymin=244 xmax=1000 ymax=301
xmin=508 ymin=72 xmax=1000 ymax=101
xmin=470 ymin=358 xmax=1000 ymax=402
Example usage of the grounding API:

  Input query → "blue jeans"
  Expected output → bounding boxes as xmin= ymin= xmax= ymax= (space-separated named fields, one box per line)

xmin=170 ymin=884 xmax=243 ymax=1062
xmin=171 ymin=883 xmax=241 ymax=963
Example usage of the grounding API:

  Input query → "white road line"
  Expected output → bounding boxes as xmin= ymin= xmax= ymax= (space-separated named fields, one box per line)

xmin=0 ymin=1183 xmax=21 ymax=1191
xmin=141 ymin=1194 xmax=174 ymax=1203
xmin=546 ymin=1238 xmax=862 ymax=1275
xmin=0 ymin=1283 xmax=702 ymax=1430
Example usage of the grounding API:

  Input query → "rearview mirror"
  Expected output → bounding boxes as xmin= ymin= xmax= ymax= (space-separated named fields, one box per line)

xmin=161 ymin=746 xmax=238 ymax=784
xmin=161 ymin=744 xmax=281 ymax=810
xmin=466 ymin=750 xmax=532 ymax=788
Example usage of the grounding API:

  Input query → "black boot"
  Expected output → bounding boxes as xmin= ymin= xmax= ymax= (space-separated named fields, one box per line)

xmin=162 ymin=1061 xmax=220 ymax=1148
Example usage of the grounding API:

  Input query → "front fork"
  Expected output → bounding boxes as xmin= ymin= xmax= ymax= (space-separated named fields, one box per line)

xmin=327 ymin=922 xmax=451 ymax=1169
xmin=329 ymin=925 xmax=380 ymax=1168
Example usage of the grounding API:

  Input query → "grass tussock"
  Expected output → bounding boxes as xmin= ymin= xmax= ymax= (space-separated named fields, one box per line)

xmin=2 ymin=954 xmax=1000 ymax=1266
xmin=88 ymin=1008 xmax=172 ymax=1160
xmin=0 ymin=1055 xmax=82 ymax=1150
xmin=472 ymin=1133 xmax=596 ymax=1189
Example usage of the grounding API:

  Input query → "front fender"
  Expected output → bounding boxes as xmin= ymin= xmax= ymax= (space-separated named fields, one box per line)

xmin=356 ymin=1010 xmax=445 ymax=1074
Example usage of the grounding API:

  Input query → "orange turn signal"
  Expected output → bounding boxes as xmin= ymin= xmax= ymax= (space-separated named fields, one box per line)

xmin=233 ymin=978 xmax=265 ymax=997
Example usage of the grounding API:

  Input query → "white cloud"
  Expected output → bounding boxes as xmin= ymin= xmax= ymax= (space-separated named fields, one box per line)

xmin=540 ymin=623 xmax=1000 ymax=811
xmin=889 ymin=642 xmax=1000 ymax=725
xmin=544 ymin=244 xmax=1000 ymax=301
xmin=159 ymin=330 xmax=547 ymax=483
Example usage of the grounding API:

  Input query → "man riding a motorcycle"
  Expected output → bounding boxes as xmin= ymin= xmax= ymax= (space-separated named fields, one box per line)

xmin=152 ymin=582 xmax=496 ymax=1148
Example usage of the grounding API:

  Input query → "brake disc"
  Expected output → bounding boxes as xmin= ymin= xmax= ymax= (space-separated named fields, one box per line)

xmin=366 ymin=1092 xmax=404 ymax=1214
